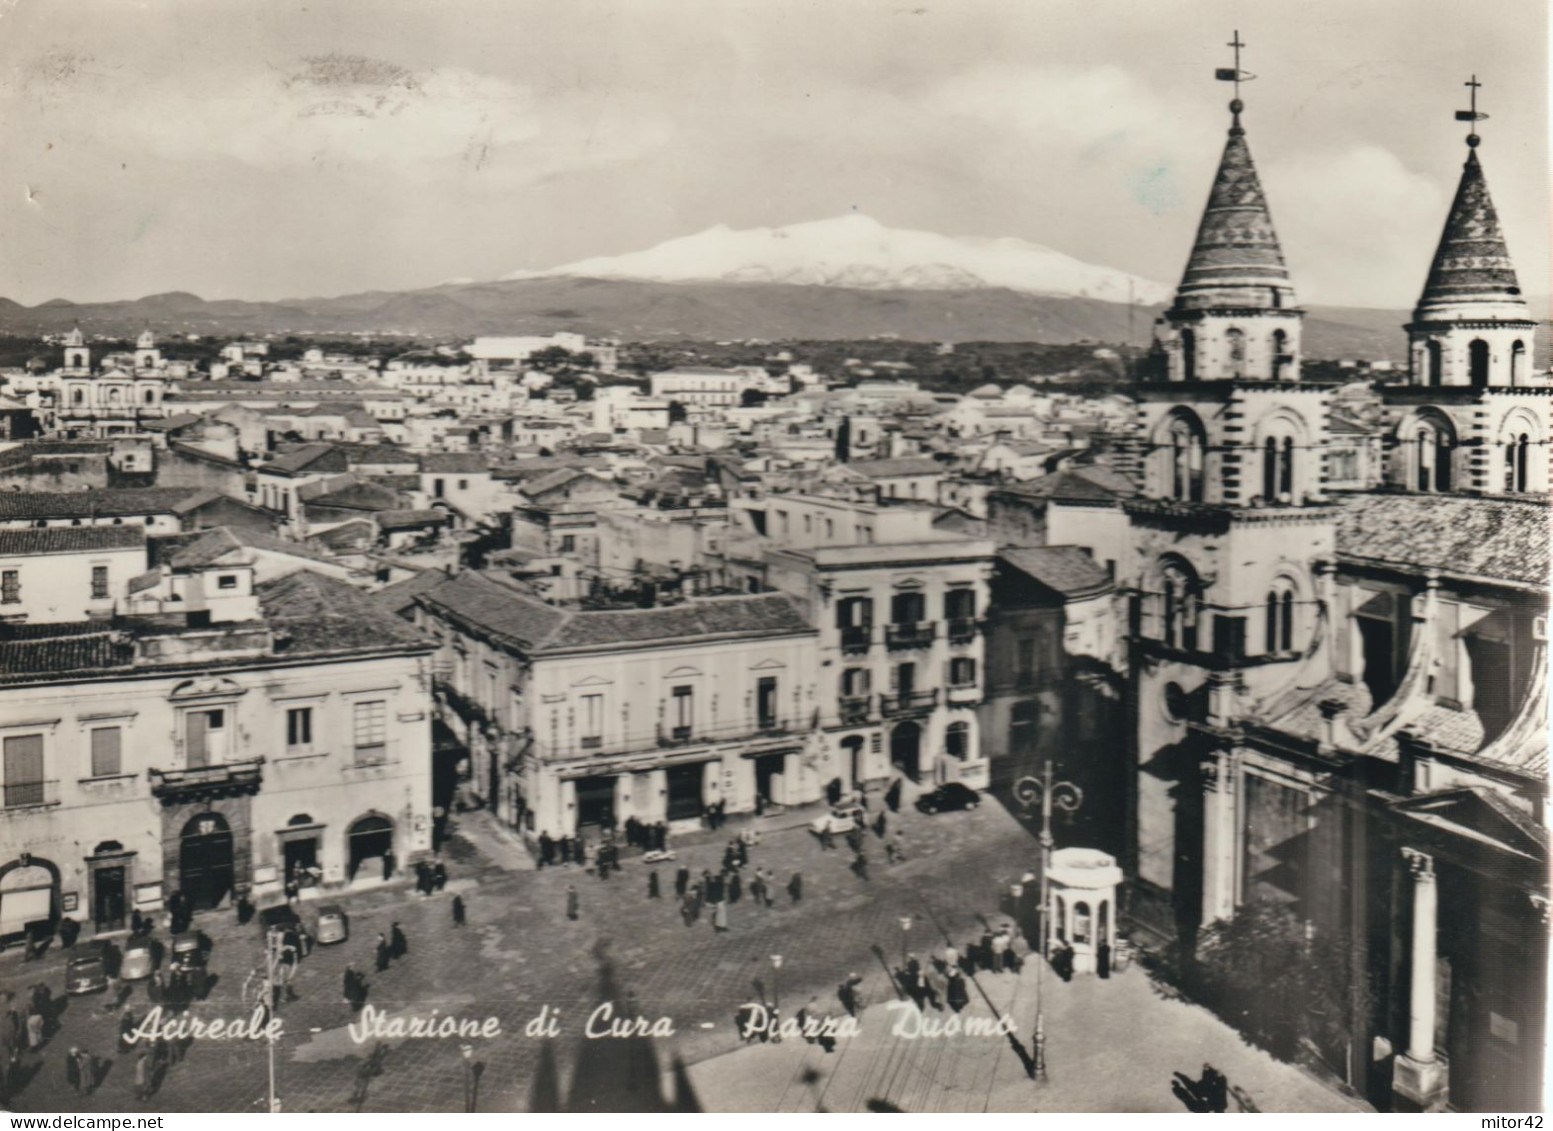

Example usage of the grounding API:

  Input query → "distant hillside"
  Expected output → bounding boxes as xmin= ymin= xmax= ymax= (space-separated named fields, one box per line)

xmin=0 ymin=276 xmax=1544 ymax=362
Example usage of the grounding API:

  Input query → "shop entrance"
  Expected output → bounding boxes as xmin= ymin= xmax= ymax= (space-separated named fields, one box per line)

xmin=574 ymin=776 xmax=617 ymax=830
xmin=93 ymin=867 xmax=126 ymax=932
xmin=666 ymin=763 xmax=705 ymax=822
xmin=347 ymin=815 xmax=394 ymax=881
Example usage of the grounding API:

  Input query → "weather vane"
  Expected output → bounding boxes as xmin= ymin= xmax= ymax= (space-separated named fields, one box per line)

xmin=1455 ymin=74 xmax=1488 ymax=148
xmin=1215 ymin=30 xmax=1256 ymax=132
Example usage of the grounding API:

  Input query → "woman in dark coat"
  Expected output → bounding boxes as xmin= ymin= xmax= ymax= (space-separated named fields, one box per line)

xmin=390 ymin=922 xmax=409 ymax=960
xmin=647 ymin=871 xmax=661 ymax=899
xmin=946 ymin=971 xmax=970 ymax=1013
xmin=452 ymin=896 xmax=466 ymax=927
xmin=788 ymin=872 xmax=803 ymax=903
xmin=375 ymin=933 xmax=391 ymax=972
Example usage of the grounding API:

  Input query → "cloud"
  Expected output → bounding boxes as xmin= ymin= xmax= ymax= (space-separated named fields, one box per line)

xmin=5 ymin=51 xmax=672 ymax=183
xmin=1268 ymin=144 xmax=1447 ymax=306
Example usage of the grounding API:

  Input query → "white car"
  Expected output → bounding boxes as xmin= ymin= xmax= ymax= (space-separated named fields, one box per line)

xmin=810 ymin=806 xmax=866 ymax=836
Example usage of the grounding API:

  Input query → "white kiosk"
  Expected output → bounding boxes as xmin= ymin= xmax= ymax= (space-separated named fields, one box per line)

xmin=1047 ymin=847 xmax=1122 ymax=974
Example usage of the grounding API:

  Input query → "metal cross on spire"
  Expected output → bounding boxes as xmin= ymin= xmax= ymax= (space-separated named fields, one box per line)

xmin=1215 ymin=29 xmax=1257 ymax=131
xmin=1455 ymin=73 xmax=1489 ymax=148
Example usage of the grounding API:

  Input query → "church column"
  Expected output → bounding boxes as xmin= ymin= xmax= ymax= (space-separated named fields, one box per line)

xmin=1394 ymin=846 xmax=1450 ymax=1111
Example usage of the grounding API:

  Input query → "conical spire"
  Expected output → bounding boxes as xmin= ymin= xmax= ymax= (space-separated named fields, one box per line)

xmin=1173 ymin=107 xmax=1295 ymax=311
xmin=1413 ymin=145 xmax=1528 ymax=320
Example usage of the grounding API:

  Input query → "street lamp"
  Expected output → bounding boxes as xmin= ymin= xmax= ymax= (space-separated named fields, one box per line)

xmin=899 ymin=916 xmax=912 ymax=967
xmin=770 ymin=956 xmax=783 ymax=1044
xmin=1013 ymin=759 xmax=1082 ymax=1084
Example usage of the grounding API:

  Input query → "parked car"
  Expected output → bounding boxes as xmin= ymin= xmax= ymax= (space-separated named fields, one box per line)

xmin=65 ymin=942 xmax=111 ymax=995
xmin=810 ymin=805 xmax=866 ymax=836
xmin=915 ymin=782 xmax=981 ymax=815
xmin=314 ymin=904 xmax=349 ymax=946
xmin=121 ymin=936 xmax=157 ymax=982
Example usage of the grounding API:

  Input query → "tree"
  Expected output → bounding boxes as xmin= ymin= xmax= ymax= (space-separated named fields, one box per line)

xmin=667 ymin=400 xmax=688 ymax=424
xmin=835 ymin=414 xmax=852 ymax=462
xmin=528 ymin=346 xmax=574 ymax=373
xmin=740 ymin=387 xmax=769 ymax=407
xmin=1190 ymin=899 xmax=1369 ymax=1066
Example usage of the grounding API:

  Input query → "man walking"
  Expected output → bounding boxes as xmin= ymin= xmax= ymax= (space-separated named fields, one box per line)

xmin=375 ymin=932 xmax=391 ymax=973
xmin=390 ymin=922 xmax=409 ymax=961
xmin=788 ymin=871 xmax=803 ymax=903
xmin=674 ymin=865 xmax=690 ymax=899
xmin=452 ymin=895 xmax=466 ymax=927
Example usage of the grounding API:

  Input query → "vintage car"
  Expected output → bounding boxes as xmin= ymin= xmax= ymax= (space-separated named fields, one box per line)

xmin=120 ymin=936 xmax=157 ymax=982
xmin=914 ymin=781 xmax=981 ymax=815
xmin=314 ymin=905 xmax=349 ymax=946
xmin=809 ymin=805 xmax=867 ymax=836
xmin=65 ymin=941 xmax=113 ymax=995
xmin=169 ymin=932 xmax=209 ymax=998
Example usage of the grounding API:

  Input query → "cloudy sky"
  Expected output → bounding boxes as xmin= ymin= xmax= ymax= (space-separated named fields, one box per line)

xmin=0 ymin=0 xmax=1545 ymax=308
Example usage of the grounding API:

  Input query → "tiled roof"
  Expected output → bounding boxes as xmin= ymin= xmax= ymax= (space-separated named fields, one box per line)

xmin=0 ymin=525 xmax=146 ymax=556
xmin=1336 ymin=493 xmax=1549 ymax=587
xmin=420 ymin=453 xmax=489 ymax=473
xmin=301 ymin=479 xmax=402 ymax=512
xmin=0 ymin=631 xmax=134 ymax=683
xmin=168 ymin=526 xmax=337 ymax=569
xmin=264 ymin=444 xmax=346 ymax=475
xmin=0 ymin=487 xmax=207 ymax=521
xmin=997 ymin=466 xmax=1137 ymax=505
xmin=847 ymin=458 xmax=944 ymax=479
xmin=167 ymin=441 xmax=244 ymax=468
xmin=1000 ymin=547 xmax=1112 ymax=600
xmin=418 ymin=572 xmax=812 ymax=654
xmin=1415 ymin=147 xmax=1528 ymax=315
xmin=258 ymin=570 xmax=429 ymax=657
xmin=311 ymin=519 xmax=376 ymax=550
xmin=377 ymin=509 xmax=448 ymax=531
xmin=371 ymin=568 xmax=448 ymax=616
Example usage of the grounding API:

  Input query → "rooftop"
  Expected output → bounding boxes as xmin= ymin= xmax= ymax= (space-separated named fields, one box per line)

xmin=1000 ymin=546 xmax=1113 ymax=600
xmin=0 ymin=525 xmax=146 ymax=556
xmin=0 ymin=487 xmax=210 ymax=521
xmin=1335 ymin=492 xmax=1549 ymax=589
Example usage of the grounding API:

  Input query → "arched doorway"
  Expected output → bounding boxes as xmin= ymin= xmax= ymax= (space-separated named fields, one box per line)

xmin=890 ymin=721 xmax=922 ymax=782
xmin=347 ymin=814 xmax=395 ymax=881
xmin=179 ymin=813 xmax=234 ymax=911
xmin=0 ymin=858 xmax=58 ymax=940
xmin=841 ymin=735 xmax=866 ymax=789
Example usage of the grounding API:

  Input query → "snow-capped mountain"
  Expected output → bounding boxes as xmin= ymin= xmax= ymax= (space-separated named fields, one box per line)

xmin=505 ymin=213 xmax=1173 ymax=305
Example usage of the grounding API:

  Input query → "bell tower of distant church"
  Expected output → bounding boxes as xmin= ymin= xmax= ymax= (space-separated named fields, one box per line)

xmin=62 ymin=325 xmax=91 ymax=373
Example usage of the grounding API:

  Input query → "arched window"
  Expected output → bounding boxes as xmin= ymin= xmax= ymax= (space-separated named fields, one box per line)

xmin=1180 ymin=328 xmax=1197 ymax=381
xmin=1167 ymin=414 xmax=1205 ymax=502
xmin=945 ymin=721 xmax=969 ymax=760
xmin=1280 ymin=436 xmax=1295 ymax=499
xmin=1265 ymin=581 xmax=1297 ymax=654
xmin=1271 ymin=329 xmax=1289 ymax=380
xmin=1426 ymin=341 xmax=1443 ymax=387
xmin=1226 ymin=327 xmax=1245 ymax=375
xmin=107 ymin=386 xmax=121 ymax=405
xmin=1262 ymin=436 xmax=1278 ymax=501
xmin=1414 ymin=418 xmax=1453 ymax=493
xmin=1468 ymin=339 xmax=1490 ymax=387
xmin=840 ymin=667 xmax=871 ymax=699
xmin=1510 ymin=340 xmax=1527 ymax=386
xmin=72 ymin=388 xmax=84 ymax=406
xmin=1161 ymin=561 xmax=1199 ymax=651
xmin=144 ymin=388 xmax=155 ymax=405
xmin=1511 ymin=433 xmax=1530 ymax=493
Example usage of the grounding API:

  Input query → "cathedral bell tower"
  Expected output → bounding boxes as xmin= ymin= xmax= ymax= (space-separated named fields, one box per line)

xmin=1382 ymin=77 xmax=1548 ymax=496
xmin=1125 ymin=35 xmax=1341 ymax=936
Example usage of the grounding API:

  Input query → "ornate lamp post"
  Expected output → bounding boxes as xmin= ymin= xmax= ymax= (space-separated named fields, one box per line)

xmin=1013 ymin=759 xmax=1083 ymax=1083
xmin=899 ymin=916 xmax=913 ymax=966
xmin=770 ymin=955 xmax=784 ymax=1043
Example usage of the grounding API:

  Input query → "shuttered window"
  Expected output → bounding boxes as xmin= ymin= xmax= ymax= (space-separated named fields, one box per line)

xmin=3 ymin=735 xmax=45 ymax=807
xmin=90 ymin=727 xmax=122 ymax=777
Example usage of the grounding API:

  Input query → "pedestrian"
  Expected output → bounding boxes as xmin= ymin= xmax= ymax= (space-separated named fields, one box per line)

xmin=343 ymin=965 xmax=359 ymax=1005
xmin=728 ymin=870 xmax=742 ymax=904
xmin=788 ymin=871 xmax=803 ymax=903
xmin=375 ymin=932 xmax=391 ymax=972
xmin=712 ymin=901 xmax=729 ymax=933
xmin=852 ymin=849 xmax=869 ymax=881
xmin=922 ymin=962 xmax=945 ymax=1011
xmin=26 ymin=1009 xmax=43 ymax=1052
xmin=566 ymin=885 xmax=579 ymax=921
xmin=452 ymin=895 xmax=466 ymax=927
xmin=946 ymin=970 xmax=969 ymax=1013
xmin=390 ymin=921 xmax=409 ymax=960
xmin=118 ymin=1006 xmax=136 ymax=1052
xmin=1097 ymin=940 xmax=1112 ymax=979
xmin=559 ymin=836 xmax=572 ymax=865
xmin=674 ymin=866 xmax=690 ymax=898
xmin=134 ymin=1046 xmax=152 ymax=1100
xmin=539 ymin=832 xmax=554 ymax=868
xmin=575 ymin=837 xmax=588 ymax=867
xmin=838 ymin=972 xmax=864 ymax=1017
xmin=131 ymin=909 xmax=145 ymax=937
xmin=76 ymin=1047 xmax=97 ymax=1096
xmin=736 ymin=838 xmax=748 ymax=867
xmin=873 ymin=812 xmax=886 ymax=839
xmin=885 ymin=778 xmax=902 ymax=813
xmin=749 ymin=872 xmax=765 ymax=908
xmin=433 ymin=861 xmax=447 ymax=891
xmin=647 ymin=870 xmax=660 ymax=899
xmin=991 ymin=928 xmax=1010 ymax=973
xmin=382 ymin=849 xmax=395 ymax=882
xmin=66 ymin=1046 xmax=82 ymax=1095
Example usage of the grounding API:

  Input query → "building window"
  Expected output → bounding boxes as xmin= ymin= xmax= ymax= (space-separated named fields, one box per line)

xmin=945 ymin=588 xmax=976 ymax=621
xmin=217 ymin=575 xmax=238 ymax=590
xmin=1 ymin=570 xmax=18 ymax=604
xmin=2 ymin=734 xmax=45 ymax=807
xmin=841 ymin=667 xmax=871 ymax=698
xmin=1265 ymin=583 xmax=1296 ymax=654
xmin=352 ymin=700 xmax=387 ymax=764
xmin=1468 ymin=339 xmax=1490 ymax=387
xmin=90 ymin=566 xmax=109 ymax=599
xmin=1009 ymin=701 xmax=1038 ymax=755
xmin=757 ymin=676 xmax=778 ymax=730
xmin=1415 ymin=420 xmax=1453 ymax=492
xmin=946 ymin=721 xmax=970 ymax=760
xmin=580 ymin=693 xmax=604 ymax=748
xmin=558 ymin=534 xmax=576 ymax=553
xmin=1180 ymin=328 xmax=1196 ymax=381
xmin=1015 ymin=638 xmax=1037 ymax=686
xmin=458 ymin=479 xmax=469 ymax=491
xmin=825 ymin=519 xmax=835 ymax=539
xmin=1506 ymin=433 xmax=1530 ymax=494
xmin=286 ymin=707 xmax=313 ymax=749
xmin=1161 ymin=561 xmax=1200 ymax=651
xmin=891 ymin=591 xmax=925 ymax=625
xmin=184 ymin=708 xmax=225 ymax=768
xmin=1167 ymin=414 xmax=1205 ymax=502
xmin=1226 ymin=327 xmax=1245 ymax=373
xmin=1510 ymin=340 xmax=1527 ymax=385
xmin=1425 ymin=341 xmax=1443 ymax=387
xmin=90 ymin=726 xmax=122 ymax=777
xmin=949 ymin=657 xmax=977 ymax=686
xmin=671 ymin=685 xmax=694 ymax=739
xmin=433 ymin=478 xmax=445 ymax=498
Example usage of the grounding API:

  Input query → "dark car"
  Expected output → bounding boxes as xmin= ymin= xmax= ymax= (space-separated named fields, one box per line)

xmin=915 ymin=782 xmax=981 ymax=815
xmin=65 ymin=941 xmax=112 ymax=996
xmin=257 ymin=903 xmax=301 ymax=941
xmin=169 ymin=932 xmax=209 ymax=998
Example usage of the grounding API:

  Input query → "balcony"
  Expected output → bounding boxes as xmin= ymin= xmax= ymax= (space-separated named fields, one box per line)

xmin=947 ymin=617 xmax=980 ymax=644
xmin=947 ymin=683 xmax=981 ymax=706
xmin=880 ymin=689 xmax=938 ymax=715
xmin=536 ymin=716 xmax=804 ymax=765
xmin=2 ymin=780 xmax=60 ymax=812
xmin=149 ymin=758 xmax=264 ymax=806
xmin=839 ymin=626 xmax=873 ymax=654
xmin=886 ymin=621 xmax=937 ymax=650
xmin=838 ymin=696 xmax=873 ymax=725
